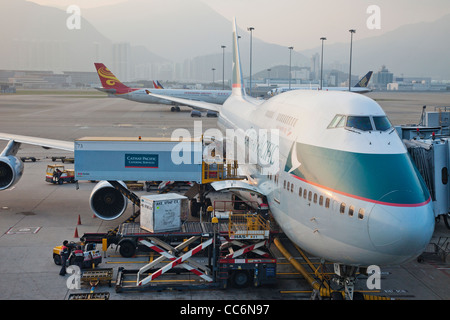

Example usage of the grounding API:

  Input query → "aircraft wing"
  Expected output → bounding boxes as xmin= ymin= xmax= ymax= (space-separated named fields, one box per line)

xmin=0 ymin=133 xmax=73 ymax=152
xmin=145 ymin=90 xmax=220 ymax=112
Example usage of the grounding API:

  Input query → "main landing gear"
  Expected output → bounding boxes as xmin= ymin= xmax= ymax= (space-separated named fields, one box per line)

xmin=170 ymin=105 xmax=181 ymax=112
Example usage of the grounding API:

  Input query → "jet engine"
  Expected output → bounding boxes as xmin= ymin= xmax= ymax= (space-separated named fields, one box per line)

xmin=0 ymin=155 xmax=24 ymax=190
xmin=89 ymin=181 xmax=128 ymax=220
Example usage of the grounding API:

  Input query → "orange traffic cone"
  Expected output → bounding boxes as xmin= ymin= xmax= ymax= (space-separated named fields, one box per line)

xmin=77 ymin=215 xmax=82 ymax=225
xmin=74 ymin=227 xmax=79 ymax=238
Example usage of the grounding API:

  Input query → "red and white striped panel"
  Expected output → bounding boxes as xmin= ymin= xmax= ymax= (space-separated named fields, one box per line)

xmin=138 ymin=238 xmax=213 ymax=286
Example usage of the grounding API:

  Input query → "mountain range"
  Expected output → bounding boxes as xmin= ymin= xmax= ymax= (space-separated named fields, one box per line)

xmin=0 ymin=0 xmax=449 ymax=81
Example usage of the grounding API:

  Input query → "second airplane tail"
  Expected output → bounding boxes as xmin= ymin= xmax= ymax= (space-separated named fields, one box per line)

xmin=354 ymin=71 xmax=373 ymax=88
xmin=94 ymin=63 xmax=132 ymax=94
xmin=153 ymin=81 xmax=164 ymax=89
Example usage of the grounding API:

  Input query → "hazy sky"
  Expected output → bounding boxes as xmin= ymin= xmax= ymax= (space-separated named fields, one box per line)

xmin=27 ymin=0 xmax=450 ymax=51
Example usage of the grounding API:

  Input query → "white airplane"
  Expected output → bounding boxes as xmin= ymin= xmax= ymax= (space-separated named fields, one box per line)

xmin=144 ymin=20 xmax=435 ymax=270
xmin=94 ymin=63 xmax=229 ymax=116
xmin=267 ymin=71 xmax=373 ymax=96
xmin=0 ymin=19 xmax=434 ymax=287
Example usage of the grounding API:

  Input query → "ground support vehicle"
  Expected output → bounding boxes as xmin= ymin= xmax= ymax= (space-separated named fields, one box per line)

xmin=51 ymin=156 xmax=74 ymax=163
xmin=53 ymin=242 xmax=102 ymax=268
xmin=113 ymin=213 xmax=277 ymax=292
xmin=45 ymin=164 xmax=76 ymax=184
xmin=20 ymin=156 xmax=37 ymax=162
xmin=80 ymin=268 xmax=113 ymax=287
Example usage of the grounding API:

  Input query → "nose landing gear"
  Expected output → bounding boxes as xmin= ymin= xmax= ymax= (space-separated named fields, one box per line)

xmin=331 ymin=264 xmax=365 ymax=300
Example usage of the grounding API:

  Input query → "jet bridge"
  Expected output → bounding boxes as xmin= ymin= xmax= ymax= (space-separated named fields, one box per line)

xmin=74 ymin=136 xmax=241 ymax=184
xmin=396 ymin=106 xmax=450 ymax=228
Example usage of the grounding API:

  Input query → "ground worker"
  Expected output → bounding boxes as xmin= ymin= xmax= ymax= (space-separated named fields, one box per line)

xmin=59 ymin=240 xmax=69 ymax=276
xmin=69 ymin=245 xmax=85 ymax=269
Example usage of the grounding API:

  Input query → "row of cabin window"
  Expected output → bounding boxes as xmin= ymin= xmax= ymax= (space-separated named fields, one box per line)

xmin=283 ymin=180 xmax=365 ymax=220
xmin=276 ymin=113 xmax=298 ymax=127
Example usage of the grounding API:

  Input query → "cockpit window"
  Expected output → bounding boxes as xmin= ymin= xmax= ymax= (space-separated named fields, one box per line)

xmin=328 ymin=114 xmax=392 ymax=132
xmin=346 ymin=116 xmax=373 ymax=131
xmin=328 ymin=115 xmax=346 ymax=129
xmin=373 ymin=116 xmax=392 ymax=131
xmin=336 ymin=116 xmax=346 ymax=127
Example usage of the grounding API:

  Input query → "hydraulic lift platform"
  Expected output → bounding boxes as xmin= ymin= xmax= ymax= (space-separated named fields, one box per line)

xmin=114 ymin=209 xmax=277 ymax=292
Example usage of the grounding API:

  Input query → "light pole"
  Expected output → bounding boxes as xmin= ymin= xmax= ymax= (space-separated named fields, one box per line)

xmin=267 ymin=68 xmax=271 ymax=86
xmin=320 ymin=37 xmax=326 ymax=90
xmin=348 ymin=29 xmax=356 ymax=91
xmin=212 ymin=68 xmax=215 ymax=86
xmin=288 ymin=46 xmax=293 ymax=89
xmin=221 ymin=45 xmax=226 ymax=90
xmin=248 ymin=27 xmax=254 ymax=96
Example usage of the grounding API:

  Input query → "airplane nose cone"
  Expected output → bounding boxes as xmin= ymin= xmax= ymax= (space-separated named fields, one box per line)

xmin=368 ymin=194 xmax=434 ymax=265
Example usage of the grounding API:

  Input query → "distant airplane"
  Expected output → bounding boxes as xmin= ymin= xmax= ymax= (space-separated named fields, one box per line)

xmin=94 ymin=63 xmax=230 ymax=115
xmin=152 ymin=80 xmax=164 ymax=89
xmin=268 ymin=71 xmax=373 ymax=96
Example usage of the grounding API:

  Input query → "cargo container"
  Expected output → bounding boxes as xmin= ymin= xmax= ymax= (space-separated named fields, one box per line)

xmin=140 ymin=193 xmax=188 ymax=233
xmin=74 ymin=137 xmax=203 ymax=182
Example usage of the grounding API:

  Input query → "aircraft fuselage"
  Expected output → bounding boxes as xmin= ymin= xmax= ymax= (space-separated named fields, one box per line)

xmin=218 ymin=90 xmax=434 ymax=267
xmin=118 ymin=88 xmax=231 ymax=106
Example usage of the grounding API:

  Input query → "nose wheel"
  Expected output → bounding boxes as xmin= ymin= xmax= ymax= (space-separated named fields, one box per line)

xmin=332 ymin=264 xmax=358 ymax=300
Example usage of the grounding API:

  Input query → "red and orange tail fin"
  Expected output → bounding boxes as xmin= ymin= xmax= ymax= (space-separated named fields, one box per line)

xmin=94 ymin=63 xmax=130 ymax=93
xmin=152 ymin=81 xmax=164 ymax=89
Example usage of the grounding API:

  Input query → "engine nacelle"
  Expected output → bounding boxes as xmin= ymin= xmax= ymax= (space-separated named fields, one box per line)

xmin=0 ymin=156 xmax=24 ymax=190
xmin=89 ymin=181 xmax=128 ymax=220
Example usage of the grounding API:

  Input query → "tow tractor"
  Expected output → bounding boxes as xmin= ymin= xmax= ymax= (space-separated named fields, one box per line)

xmin=53 ymin=241 xmax=102 ymax=268
xmin=45 ymin=164 xmax=76 ymax=184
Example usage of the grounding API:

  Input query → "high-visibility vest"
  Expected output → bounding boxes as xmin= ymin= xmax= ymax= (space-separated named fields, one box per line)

xmin=61 ymin=246 xmax=69 ymax=257
xmin=73 ymin=250 xmax=84 ymax=262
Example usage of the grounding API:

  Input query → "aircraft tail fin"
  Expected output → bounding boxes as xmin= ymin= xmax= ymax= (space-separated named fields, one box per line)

xmin=354 ymin=71 xmax=373 ymax=88
xmin=152 ymin=81 xmax=164 ymax=89
xmin=94 ymin=63 xmax=130 ymax=93
xmin=231 ymin=18 xmax=245 ymax=97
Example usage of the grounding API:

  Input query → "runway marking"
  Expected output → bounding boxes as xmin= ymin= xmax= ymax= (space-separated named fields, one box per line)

xmin=6 ymin=226 xmax=41 ymax=234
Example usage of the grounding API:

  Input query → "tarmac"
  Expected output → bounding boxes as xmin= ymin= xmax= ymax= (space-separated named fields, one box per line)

xmin=0 ymin=90 xmax=449 ymax=303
